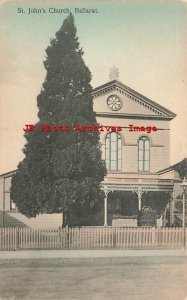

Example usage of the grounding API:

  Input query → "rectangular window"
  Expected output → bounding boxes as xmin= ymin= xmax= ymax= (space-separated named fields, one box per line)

xmin=10 ymin=199 xmax=16 ymax=210
xmin=138 ymin=137 xmax=150 ymax=172
xmin=111 ymin=160 xmax=117 ymax=170
xmin=139 ymin=160 xmax=144 ymax=171
xmin=144 ymin=160 xmax=149 ymax=171
xmin=105 ymin=133 xmax=122 ymax=171
xmin=118 ymin=159 xmax=122 ymax=170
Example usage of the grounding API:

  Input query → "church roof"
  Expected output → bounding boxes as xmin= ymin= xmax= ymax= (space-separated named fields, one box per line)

xmin=0 ymin=170 xmax=16 ymax=178
xmin=158 ymin=158 xmax=187 ymax=178
xmin=92 ymin=80 xmax=176 ymax=120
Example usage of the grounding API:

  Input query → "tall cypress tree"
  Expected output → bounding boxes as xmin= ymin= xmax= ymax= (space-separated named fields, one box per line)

xmin=11 ymin=14 xmax=106 ymax=226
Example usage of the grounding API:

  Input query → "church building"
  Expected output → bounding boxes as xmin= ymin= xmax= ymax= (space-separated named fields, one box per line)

xmin=93 ymin=75 xmax=183 ymax=227
xmin=0 ymin=74 xmax=185 ymax=228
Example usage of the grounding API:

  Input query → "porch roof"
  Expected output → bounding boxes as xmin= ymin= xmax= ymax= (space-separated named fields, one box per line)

xmin=101 ymin=182 xmax=173 ymax=192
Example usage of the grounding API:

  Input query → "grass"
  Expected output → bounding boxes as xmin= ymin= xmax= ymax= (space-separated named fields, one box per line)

xmin=0 ymin=256 xmax=187 ymax=300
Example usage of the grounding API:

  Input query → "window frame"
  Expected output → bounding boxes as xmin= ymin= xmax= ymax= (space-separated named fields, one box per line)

xmin=105 ymin=132 xmax=122 ymax=171
xmin=138 ymin=136 xmax=150 ymax=172
xmin=10 ymin=195 xmax=16 ymax=211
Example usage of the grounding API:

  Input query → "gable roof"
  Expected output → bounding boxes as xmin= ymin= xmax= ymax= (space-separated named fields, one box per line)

xmin=158 ymin=158 xmax=187 ymax=178
xmin=92 ymin=80 xmax=176 ymax=120
xmin=0 ymin=170 xmax=16 ymax=179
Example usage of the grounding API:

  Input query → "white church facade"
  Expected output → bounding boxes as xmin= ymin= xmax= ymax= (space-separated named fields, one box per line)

xmin=93 ymin=79 xmax=182 ymax=227
xmin=0 ymin=79 xmax=185 ymax=228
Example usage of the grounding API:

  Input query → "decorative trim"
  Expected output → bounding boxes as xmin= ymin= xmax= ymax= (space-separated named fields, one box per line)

xmin=96 ymin=112 xmax=174 ymax=120
xmin=124 ymin=143 xmax=138 ymax=146
xmin=101 ymin=184 xmax=173 ymax=192
xmin=92 ymin=80 xmax=176 ymax=119
xmin=0 ymin=170 xmax=16 ymax=178
xmin=124 ymin=143 xmax=164 ymax=147
xmin=106 ymin=171 xmax=158 ymax=175
xmin=107 ymin=94 xmax=123 ymax=111
xmin=151 ymin=144 xmax=164 ymax=148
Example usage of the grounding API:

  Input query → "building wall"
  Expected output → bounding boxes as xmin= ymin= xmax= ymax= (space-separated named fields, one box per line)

xmin=0 ymin=177 xmax=4 ymax=212
xmin=0 ymin=175 xmax=14 ymax=213
xmin=93 ymin=89 xmax=171 ymax=174
xmin=97 ymin=115 xmax=170 ymax=173
xmin=4 ymin=176 xmax=12 ymax=211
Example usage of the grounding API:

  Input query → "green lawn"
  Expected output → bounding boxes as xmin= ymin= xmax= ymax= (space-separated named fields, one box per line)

xmin=0 ymin=257 xmax=187 ymax=300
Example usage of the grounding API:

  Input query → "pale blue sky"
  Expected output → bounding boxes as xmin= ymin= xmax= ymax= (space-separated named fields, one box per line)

xmin=0 ymin=0 xmax=187 ymax=173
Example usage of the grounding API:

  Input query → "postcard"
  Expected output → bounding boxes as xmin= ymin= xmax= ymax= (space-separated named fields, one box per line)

xmin=0 ymin=1 xmax=187 ymax=299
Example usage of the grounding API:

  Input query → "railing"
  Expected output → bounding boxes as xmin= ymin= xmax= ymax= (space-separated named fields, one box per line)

xmin=0 ymin=227 xmax=186 ymax=251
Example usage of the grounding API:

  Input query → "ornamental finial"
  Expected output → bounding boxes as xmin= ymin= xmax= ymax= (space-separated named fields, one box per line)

xmin=109 ymin=65 xmax=119 ymax=81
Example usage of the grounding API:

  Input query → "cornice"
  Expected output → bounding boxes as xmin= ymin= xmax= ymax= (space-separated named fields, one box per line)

xmin=92 ymin=80 xmax=176 ymax=119
xmin=0 ymin=170 xmax=16 ymax=178
xmin=96 ymin=112 xmax=174 ymax=120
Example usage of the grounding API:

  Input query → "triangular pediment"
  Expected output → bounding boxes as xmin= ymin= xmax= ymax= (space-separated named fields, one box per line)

xmin=92 ymin=80 xmax=176 ymax=120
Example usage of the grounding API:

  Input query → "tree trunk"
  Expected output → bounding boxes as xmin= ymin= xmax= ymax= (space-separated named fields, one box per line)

xmin=62 ymin=210 xmax=70 ymax=228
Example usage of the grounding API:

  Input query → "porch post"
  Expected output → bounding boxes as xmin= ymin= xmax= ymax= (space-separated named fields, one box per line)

xmin=135 ymin=191 xmax=144 ymax=210
xmin=138 ymin=192 xmax=142 ymax=210
xmin=104 ymin=190 xmax=109 ymax=226
xmin=169 ymin=192 xmax=174 ymax=226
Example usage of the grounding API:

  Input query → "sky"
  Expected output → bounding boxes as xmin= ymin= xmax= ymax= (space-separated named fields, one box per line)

xmin=0 ymin=0 xmax=187 ymax=174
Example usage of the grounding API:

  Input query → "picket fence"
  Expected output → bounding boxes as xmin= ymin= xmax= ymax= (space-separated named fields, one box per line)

xmin=0 ymin=227 xmax=186 ymax=251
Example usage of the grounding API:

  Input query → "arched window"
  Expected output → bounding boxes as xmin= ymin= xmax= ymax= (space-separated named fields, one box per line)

xmin=138 ymin=136 xmax=150 ymax=172
xmin=105 ymin=132 xmax=122 ymax=171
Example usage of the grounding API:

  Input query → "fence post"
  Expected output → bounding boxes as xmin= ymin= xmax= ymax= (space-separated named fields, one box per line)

xmin=65 ymin=225 xmax=69 ymax=249
xmin=112 ymin=227 xmax=116 ymax=248
xmin=14 ymin=227 xmax=19 ymax=251
xmin=151 ymin=227 xmax=156 ymax=247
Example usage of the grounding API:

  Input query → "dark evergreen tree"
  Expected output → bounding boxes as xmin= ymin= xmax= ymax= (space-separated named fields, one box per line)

xmin=11 ymin=14 xmax=106 ymax=226
xmin=170 ymin=158 xmax=187 ymax=179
